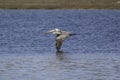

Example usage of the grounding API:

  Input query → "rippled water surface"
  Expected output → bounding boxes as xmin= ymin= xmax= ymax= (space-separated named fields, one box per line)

xmin=0 ymin=10 xmax=120 ymax=80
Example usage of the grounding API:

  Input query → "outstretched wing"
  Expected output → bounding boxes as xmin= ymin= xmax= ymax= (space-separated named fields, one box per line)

xmin=56 ymin=39 xmax=63 ymax=52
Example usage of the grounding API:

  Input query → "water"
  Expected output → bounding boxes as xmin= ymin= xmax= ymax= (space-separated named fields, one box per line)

xmin=0 ymin=10 xmax=120 ymax=80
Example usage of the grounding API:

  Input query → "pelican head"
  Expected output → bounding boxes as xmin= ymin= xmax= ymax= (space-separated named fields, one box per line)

xmin=45 ymin=28 xmax=61 ymax=34
xmin=54 ymin=28 xmax=60 ymax=32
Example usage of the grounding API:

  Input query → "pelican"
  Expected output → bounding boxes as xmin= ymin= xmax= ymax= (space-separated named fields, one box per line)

xmin=45 ymin=28 xmax=76 ymax=52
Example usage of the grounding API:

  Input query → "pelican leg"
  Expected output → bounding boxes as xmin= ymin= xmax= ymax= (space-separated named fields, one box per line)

xmin=56 ymin=40 xmax=62 ymax=52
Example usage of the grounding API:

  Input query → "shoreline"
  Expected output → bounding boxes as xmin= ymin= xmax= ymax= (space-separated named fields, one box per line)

xmin=0 ymin=8 xmax=120 ymax=10
xmin=0 ymin=0 xmax=120 ymax=9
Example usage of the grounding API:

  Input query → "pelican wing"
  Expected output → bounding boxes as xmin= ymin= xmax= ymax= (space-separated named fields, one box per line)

xmin=56 ymin=33 xmax=69 ymax=41
xmin=55 ymin=34 xmax=69 ymax=51
xmin=56 ymin=39 xmax=63 ymax=52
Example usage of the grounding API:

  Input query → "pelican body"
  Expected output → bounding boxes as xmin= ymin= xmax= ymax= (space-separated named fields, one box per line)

xmin=45 ymin=28 xmax=75 ymax=52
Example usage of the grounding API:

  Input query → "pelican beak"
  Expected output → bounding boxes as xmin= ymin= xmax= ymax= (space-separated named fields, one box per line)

xmin=44 ymin=31 xmax=49 ymax=34
xmin=44 ymin=30 xmax=54 ymax=34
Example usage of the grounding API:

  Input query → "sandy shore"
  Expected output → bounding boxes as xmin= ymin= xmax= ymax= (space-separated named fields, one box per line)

xmin=0 ymin=0 xmax=120 ymax=9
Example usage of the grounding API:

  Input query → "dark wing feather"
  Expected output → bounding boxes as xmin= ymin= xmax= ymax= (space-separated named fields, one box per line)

xmin=56 ymin=39 xmax=62 ymax=52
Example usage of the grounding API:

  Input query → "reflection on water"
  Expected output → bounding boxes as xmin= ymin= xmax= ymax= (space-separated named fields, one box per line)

xmin=55 ymin=52 xmax=120 ymax=80
xmin=0 ymin=53 xmax=120 ymax=80
xmin=56 ymin=51 xmax=67 ymax=61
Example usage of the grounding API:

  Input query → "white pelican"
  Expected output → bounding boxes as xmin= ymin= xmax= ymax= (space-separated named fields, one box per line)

xmin=45 ymin=28 xmax=76 ymax=52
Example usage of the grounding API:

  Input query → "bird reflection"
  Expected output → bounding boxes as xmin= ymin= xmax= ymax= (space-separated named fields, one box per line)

xmin=55 ymin=51 xmax=68 ymax=61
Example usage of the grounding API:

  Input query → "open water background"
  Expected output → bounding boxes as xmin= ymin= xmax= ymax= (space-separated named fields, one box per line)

xmin=0 ymin=10 xmax=120 ymax=80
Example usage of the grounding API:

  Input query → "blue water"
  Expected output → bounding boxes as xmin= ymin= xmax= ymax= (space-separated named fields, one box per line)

xmin=0 ymin=10 xmax=120 ymax=80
